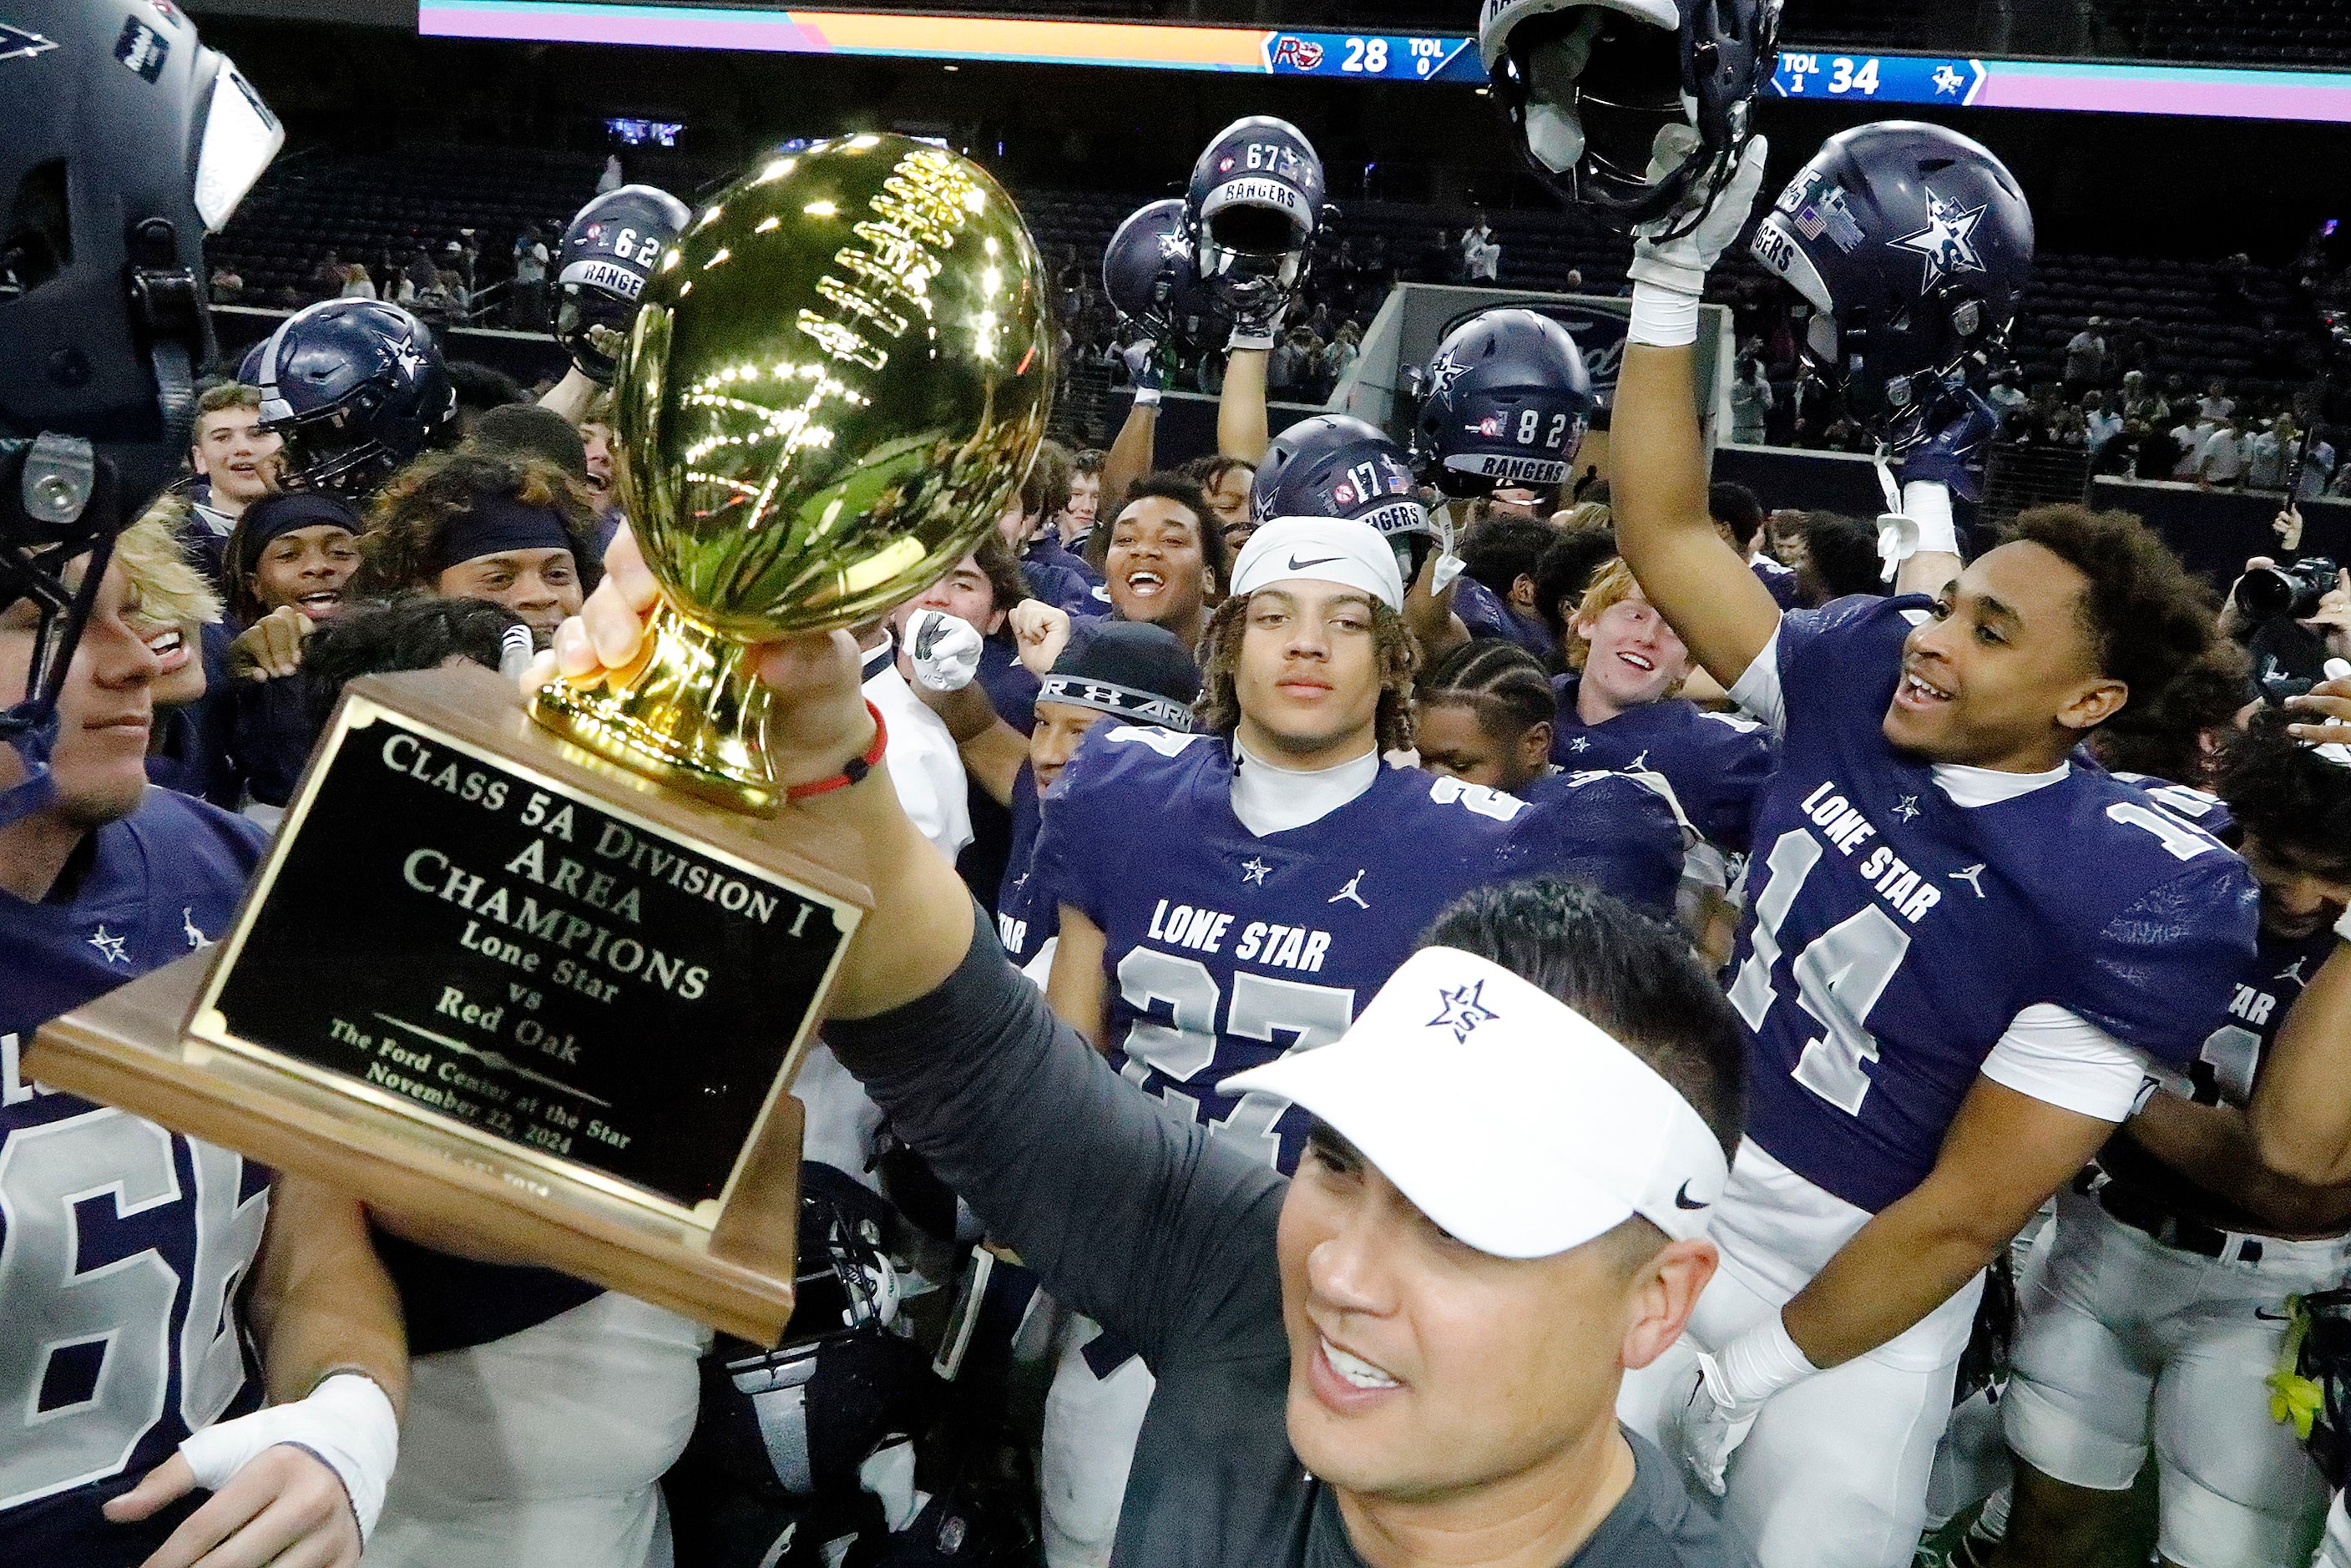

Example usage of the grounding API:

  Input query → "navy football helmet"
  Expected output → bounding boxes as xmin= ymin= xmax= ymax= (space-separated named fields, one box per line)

xmin=251 ymin=300 xmax=458 ymax=499
xmin=1102 ymin=199 xmax=1224 ymax=344
xmin=1479 ymin=0 xmax=1778 ymax=235
xmin=1185 ymin=117 xmax=1327 ymax=325
xmin=1748 ymin=122 xmax=2033 ymax=462
xmin=1410 ymin=309 xmax=1595 ymax=498
xmin=1252 ymin=416 xmax=1431 ymax=543
xmin=555 ymin=183 xmax=693 ymax=382
xmin=1 ymin=0 xmax=281 ymax=505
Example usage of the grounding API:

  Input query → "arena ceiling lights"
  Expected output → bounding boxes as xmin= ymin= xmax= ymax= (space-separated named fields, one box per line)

xmin=417 ymin=2 xmax=2351 ymax=122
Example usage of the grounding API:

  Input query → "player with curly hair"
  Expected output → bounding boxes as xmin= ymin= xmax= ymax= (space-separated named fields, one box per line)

xmin=355 ymin=449 xmax=602 ymax=648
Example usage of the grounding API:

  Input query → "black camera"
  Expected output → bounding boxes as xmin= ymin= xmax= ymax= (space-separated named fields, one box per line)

xmin=2235 ymin=554 xmax=2338 ymax=622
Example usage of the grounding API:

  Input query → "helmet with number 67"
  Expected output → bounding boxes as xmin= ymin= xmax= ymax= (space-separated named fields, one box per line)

xmin=1410 ymin=309 xmax=1593 ymax=499
xmin=1747 ymin=121 xmax=2033 ymax=458
xmin=555 ymin=183 xmax=693 ymax=383
xmin=1184 ymin=116 xmax=1327 ymax=324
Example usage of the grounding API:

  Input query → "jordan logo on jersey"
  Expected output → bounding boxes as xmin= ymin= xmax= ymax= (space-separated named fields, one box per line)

xmin=184 ymin=906 xmax=215 ymax=950
xmin=1949 ymin=863 xmax=1988 ymax=898
xmin=1328 ymin=871 xmax=1369 ymax=909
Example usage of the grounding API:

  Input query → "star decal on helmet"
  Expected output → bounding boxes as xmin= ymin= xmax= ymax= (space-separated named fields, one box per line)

xmin=391 ymin=340 xmax=424 ymax=377
xmin=1427 ymin=979 xmax=1499 ymax=1043
xmin=1427 ymin=349 xmax=1471 ymax=398
xmin=0 ymin=22 xmax=57 ymax=61
xmin=1888 ymin=191 xmax=1989 ymax=292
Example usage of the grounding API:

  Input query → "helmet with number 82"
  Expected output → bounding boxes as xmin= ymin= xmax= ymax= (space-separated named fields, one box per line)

xmin=1410 ymin=309 xmax=1594 ymax=498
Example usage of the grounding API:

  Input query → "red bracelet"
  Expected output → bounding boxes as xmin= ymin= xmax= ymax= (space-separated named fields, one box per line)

xmin=784 ymin=701 xmax=889 ymax=802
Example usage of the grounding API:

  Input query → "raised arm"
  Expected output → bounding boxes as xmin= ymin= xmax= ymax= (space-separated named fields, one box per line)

xmin=1219 ymin=340 xmax=1272 ymax=463
xmin=1613 ymin=139 xmax=1783 ymax=689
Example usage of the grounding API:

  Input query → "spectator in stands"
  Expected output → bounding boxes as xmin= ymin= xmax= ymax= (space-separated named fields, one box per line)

xmin=598 ymin=153 xmax=624 ymax=195
xmin=2136 ymin=419 xmax=2183 ymax=483
xmin=2247 ymin=416 xmax=2295 ymax=492
xmin=1461 ymin=212 xmax=1501 ymax=283
xmin=338 ymin=261 xmax=377 ymax=301
xmin=2197 ymin=416 xmax=2247 ymax=489
xmin=2307 ymin=430 xmax=2341 ymax=498
xmin=2083 ymin=391 xmax=2122 ymax=462
xmin=1326 ymin=322 xmax=1362 ymax=387
xmin=510 ymin=225 xmax=551 ymax=331
xmin=305 ymin=249 xmax=344 ymax=301
xmin=402 ymin=247 xmax=439 ymax=302
xmin=1730 ymin=354 xmax=1772 ymax=446
xmin=2199 ymin=377 xmax=2237 ymax=421
xmin=2172 ymin=411 xmax=2215 ymax=479
xmin=2063 ymin=318 xmax=2109 ymax=398
xmin=1566 ymin=267 xmax=1585 ymax=292
xmin=210 ymin=263 xmax=244 ymax=304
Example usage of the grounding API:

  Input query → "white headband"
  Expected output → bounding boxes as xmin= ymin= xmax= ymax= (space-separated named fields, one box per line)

xmin=1229 ymin=516 xmax=1406 ymax=610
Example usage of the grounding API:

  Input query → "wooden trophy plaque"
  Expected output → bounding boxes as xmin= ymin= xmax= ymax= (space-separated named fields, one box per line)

xmin=28 ymin=664 xmax=867 ymax=1344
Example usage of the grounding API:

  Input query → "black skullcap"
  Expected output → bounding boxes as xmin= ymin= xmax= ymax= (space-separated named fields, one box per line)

xmin=235 ymin=491 xmax=360 ymax=583
xmin=469 ymin=404 xmax=590 ymax=481
xmin=1043 ymin=619 xmax=1201 ymax=731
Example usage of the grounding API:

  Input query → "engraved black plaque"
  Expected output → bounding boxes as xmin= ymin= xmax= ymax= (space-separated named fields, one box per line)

xmin=190 ymin=692 xmax=857 ymax=1219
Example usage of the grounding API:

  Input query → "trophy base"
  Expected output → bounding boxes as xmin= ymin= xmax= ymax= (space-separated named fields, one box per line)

xmin=32 ymin=953 xmax=808 ymax=1344
xmin=28 ymin=663 xmax=874 ymax=1347
xmin=531 ymin=602 xmax=781 ymax=816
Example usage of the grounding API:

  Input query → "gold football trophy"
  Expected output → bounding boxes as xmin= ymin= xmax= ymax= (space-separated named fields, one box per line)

xmin=30 ymin=135 xmax=1055 ymax=1342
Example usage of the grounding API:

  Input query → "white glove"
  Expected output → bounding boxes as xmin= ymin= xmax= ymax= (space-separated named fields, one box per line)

xmin=1228 ymin=316 xmax=1281 ymax=354
xmin=1627 ymin=132 xmax=1772 ymax=347
xmin=180 ymin=1372 xmax=400 ymax=1540
xmin=903 ymin=608 xmax=983 ymax=693
xmin=1874 ymin=474 xmax=1958 ymax=584
xmin=1662 ymin=1313 xmax=1815 ymax=1497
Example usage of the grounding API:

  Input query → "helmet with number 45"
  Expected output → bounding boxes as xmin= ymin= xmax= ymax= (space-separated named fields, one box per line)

xmin=1410 ymin=309 xmax=1593 ymax=499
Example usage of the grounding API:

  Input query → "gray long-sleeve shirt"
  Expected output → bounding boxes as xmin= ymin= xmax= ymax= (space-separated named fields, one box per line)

xmin=825 ymin=917 xmax=1752 ymax=1567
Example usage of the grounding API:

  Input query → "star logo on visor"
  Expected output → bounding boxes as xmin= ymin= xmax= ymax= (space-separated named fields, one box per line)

xmin=1428 ymin=980 xmax=1499 ymax=1043
xmin=1889 ymin=192 xmax=1989 ymax=292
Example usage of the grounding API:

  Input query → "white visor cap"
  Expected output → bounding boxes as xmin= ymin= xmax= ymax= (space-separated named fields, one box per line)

xmin=1230 ymin=516 xmax=1407 ymax=610
xmin=1221 ymin=947 xmax=1729 ymax=1257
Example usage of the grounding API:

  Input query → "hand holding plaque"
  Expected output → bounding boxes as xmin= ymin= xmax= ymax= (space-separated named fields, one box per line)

xmin=29 ymin=135 xmax=1056 ymax=1343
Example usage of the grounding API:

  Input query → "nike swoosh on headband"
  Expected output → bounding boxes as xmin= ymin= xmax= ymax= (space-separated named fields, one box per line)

xmin=1674 ymin=1181 xmax=1708 ymax=1211
xmin=1286 ymin=554 xmax=1343 ymax=570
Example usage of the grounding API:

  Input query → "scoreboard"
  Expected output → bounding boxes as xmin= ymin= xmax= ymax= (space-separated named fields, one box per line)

xmin=1767 ymin=52 xmax=1988 ymax=105
xmin=1261 ymin=32 xmax=1480 ymax=82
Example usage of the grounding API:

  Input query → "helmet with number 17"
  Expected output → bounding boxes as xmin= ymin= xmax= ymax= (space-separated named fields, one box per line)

xmin=1747 ymin=121 xmax=2033 ymax=459
xmin=1410 ymin=309 xmax=1593 ymax=499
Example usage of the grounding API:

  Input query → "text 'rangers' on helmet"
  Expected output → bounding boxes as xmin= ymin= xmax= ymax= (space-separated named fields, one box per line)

xmin=556 ymin=183 xmax=694 ymax=383
xmin=1185 ymin=116 xmax=1327 ymax=328
xmin=1747 ymin=121 xmax=2033 ymax=466
xmin=251 ymin=299 xmax=458 ymax=500
xmin=1412 ymin=309 xmax=1595 ymax=500
xmin=1479 ymin=0 xmax=1779 ymax=237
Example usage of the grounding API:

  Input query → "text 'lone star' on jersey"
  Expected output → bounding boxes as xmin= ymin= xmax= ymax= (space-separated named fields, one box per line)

xmin=1726 ymin=596 xmax=2260 ymax=1213
xmin=1034 ymin=724 xmax=1686 ymax=1173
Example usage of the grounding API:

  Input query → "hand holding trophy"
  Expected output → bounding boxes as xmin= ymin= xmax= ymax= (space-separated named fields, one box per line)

xmin=30 ymin=135 xmax=1055 ymax=1342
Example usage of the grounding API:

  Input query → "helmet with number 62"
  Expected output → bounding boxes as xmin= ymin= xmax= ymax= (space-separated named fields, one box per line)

xmin=555 ymin=183 xmax=694 ymax=382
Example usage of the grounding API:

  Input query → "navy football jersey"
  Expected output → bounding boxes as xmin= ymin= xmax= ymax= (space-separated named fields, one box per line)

xmin=1454 ymin=576 xmax=1555 ymax=662
xmin=2096 ymin=921 xmax=2339 ymax=1231
xmin=1752 ymin=555 xmax=1802 ymax=610
xmin=993 ymin=762 xmax=1059 ymax=971
xmin=2110 ymin=770 xmax=2239 ymax=842
xmin=0 ymin=784 xmax=270 ymax=1558
xmin=1549 ymin=675 xmax=1776 ymax=852
xmin=1034 ymin=726 xmax=1683 ymax=1171
xmin=1727 ymin=596 xmax=2260 ymax=1213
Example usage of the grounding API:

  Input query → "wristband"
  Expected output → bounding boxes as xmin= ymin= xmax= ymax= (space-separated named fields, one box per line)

xmin=1228 ymin=326 xmax=1277 ymax=353
xmin=1627 ymin=280 xmax=1702 ymax=349
xmin=180 ymin=1372 xmax=399 ymax=1541
xmin=1711 ymin=1311 xmax=1818 ymax=1410
xmin=784 ymin=701 xmax=888 ymax=802
xmin=1900 ymin=480 xmax=1959 ymax=558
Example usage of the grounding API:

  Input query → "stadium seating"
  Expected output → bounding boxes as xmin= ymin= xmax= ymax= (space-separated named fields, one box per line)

xmin=202 ymin=147 xmax=2308 ymax=397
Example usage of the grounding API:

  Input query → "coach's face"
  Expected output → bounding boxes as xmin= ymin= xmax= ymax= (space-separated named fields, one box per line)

xmin=0 ymin=558 xmax=160 ymax=827
xmin=1276 ymin=1129 xmax=1695 ymax=1507
xmin=1884 ymin=541 xmax=2125 ymax=771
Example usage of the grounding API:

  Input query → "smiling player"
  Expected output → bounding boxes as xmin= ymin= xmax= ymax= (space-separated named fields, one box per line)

xmin=1605 ymin=136 xmax=2260 ymax=1568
